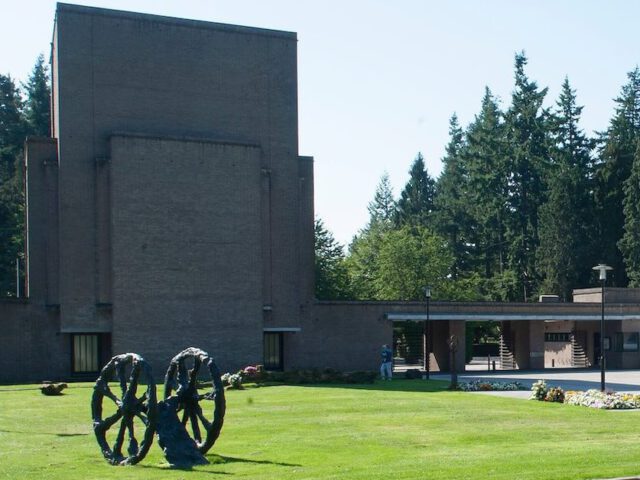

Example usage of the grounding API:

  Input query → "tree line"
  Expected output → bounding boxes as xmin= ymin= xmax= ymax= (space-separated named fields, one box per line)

xmin=316 ymin=52 xmax=640 ymax=302
xmin=0 ymin=55 xmax=50 ymax=296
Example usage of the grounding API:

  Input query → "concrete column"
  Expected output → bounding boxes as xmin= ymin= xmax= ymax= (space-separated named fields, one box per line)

xmin=449 ymin=320 xmax=466 ymax=373
xmin=528 ymin=320 xmax=545 ymax=369
xmin=512 ymin=321 xmax=531 ymax=369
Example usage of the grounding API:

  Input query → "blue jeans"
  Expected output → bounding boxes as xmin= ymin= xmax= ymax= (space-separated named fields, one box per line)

xmin=380 ymin=361 xmax=392 ymax=380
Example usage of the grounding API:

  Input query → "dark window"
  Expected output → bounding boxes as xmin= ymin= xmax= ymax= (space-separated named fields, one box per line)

xmin=615 ymin=332 xmax=639 ymax=352
xmin=545 ymin=332 xmax=570 ymax=342
xmin=71 ymin=334 xmax=100 ymax=373
xmin=263 ymin=332 xmax=283 ymax=370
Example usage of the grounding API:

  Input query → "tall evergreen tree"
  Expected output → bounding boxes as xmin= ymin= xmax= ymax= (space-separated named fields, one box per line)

xmin=23 ymin=54 xmax=51 ymax=137
xmin=464 ymin=88 xmax=509 ymax=284
xmin=0 ymin=74 xmax=25 ymax=180
xmin=0 ymin=73 xmax=26 ymax=296
xmin=595 ymin=67 xmax=640 ymax=286
xmin=396 ymin=152 xmax=436 ymax=227
xmin=347 ymin=174 xmax=396 ymax=300
xmin=619 ymin=143 xmax=640 ymax=286
xmin=503 ymin=52 xmax=550 ymax=300
xmin=434 ymin=113 xmax=469 ymax=278
xmin=537 ymin=78 xmax=595 ymax=298
xmin=314 ymin=218 xmax=352 ymax=300
xmin=367 ymin=172 xmax=396 ymax=228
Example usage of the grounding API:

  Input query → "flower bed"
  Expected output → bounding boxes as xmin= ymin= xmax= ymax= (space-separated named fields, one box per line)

xmin=529 ymin=379 xmax=640 ymax=409
xmin=457 ymin=380 xmax=526 ymax=391
xmin=564 ymin=389 xmax=640 ymax=410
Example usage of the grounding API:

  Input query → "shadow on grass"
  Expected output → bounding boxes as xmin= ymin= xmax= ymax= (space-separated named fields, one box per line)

xmin=136 ymin=454 xmax=300 ymax=474
xmin=207 ymin=454 xmax=301 ymax=467
xmin=137 ymin=463 xmax=233 ymax=475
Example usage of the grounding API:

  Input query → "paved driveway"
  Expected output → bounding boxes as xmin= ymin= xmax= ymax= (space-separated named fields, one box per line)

xmin=431 ymin=369 xmax=640 ymax=399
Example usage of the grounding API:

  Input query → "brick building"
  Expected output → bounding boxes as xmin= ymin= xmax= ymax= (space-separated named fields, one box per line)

xmin=2 ymin=4 xmax=640 ymax=383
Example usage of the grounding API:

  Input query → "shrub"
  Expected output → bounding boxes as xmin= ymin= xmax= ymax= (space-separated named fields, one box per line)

xmin=545 ymin=386 xmax=565 ymax=403
xmin=530 ymin=379 xmax=548 ymax=401
xmin=221 ymin=372 xmax=244 ymax=389
xmin=405 ymin=369 xmax=422 ymax=380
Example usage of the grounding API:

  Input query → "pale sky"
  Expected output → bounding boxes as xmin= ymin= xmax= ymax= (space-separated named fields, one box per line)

xmin=3 ymin=1 xmax=640 ymax=245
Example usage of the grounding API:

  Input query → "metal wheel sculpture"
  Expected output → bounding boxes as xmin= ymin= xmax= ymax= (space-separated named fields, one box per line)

xmin=164 ymin=347 xmax=226 ymax=454
xmin=91 ymin=353 xmax=157 ymax=465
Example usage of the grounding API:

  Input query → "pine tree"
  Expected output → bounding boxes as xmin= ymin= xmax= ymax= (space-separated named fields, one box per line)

xmin=464 ymin=88 xmax=509 ymax=284
xmin=314 ymin=218 xmax=351 ymax=300
xmin=396 ymin=152 xmax=436 ymax=227
xmin=434 ymin=113 xmax=469 ymax=278
xmin=595 ymin=67 xmax=640 ymax=286
xmin=0 ymin=74 xmax=25 ymax=180
xmin=23 ymin=54 xmax=51 ymax=137
xmin=619 ymin=143 xmax=640 ymax=286
xmin=367 ymin=172 xmax=396 ymax=228
xmin=537 ymin=78 xmax=595 ymax=298
xmin=503 ymin=52 xmax=550 ymax=300
xmin=0 ymin=73 xmax=26 ymax=296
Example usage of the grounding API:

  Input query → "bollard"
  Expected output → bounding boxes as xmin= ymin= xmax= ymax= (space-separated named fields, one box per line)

xmin=492 ymin=360 xmax=496 ymax=371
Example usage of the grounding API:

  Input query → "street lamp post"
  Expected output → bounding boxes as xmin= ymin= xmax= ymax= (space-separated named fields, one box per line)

xmin=424 ymin=286 xmax=432 ymax=380
xmin=592 ymin=264 xmax=612 ymax=392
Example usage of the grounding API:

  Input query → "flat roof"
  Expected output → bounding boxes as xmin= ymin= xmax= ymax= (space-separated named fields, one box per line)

xmin=56 ymin=2 xmax=297 ymax=40
xmin=386 ymin=312 xmax=640 ymax=322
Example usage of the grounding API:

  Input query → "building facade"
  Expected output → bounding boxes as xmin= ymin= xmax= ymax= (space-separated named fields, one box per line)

xmin=2 ymin=4 xmax=640 ymax=383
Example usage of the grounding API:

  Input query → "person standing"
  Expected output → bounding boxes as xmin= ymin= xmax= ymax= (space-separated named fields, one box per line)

xmin=380 ymin=344 xmax=393 ymax=380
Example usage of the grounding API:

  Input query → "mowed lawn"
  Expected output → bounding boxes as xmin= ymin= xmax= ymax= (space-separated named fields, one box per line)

xmin=1 ymin=380 xmax=640 ymax=479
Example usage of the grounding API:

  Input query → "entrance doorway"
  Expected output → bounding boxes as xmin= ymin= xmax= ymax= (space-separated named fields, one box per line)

xmin=465 ymin=321 xmax=501 ymax=371
xmin=392 ymin=321 xmax=425 ymax=372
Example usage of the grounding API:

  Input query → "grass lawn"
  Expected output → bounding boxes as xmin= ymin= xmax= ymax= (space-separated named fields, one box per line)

xmin=1 ymin=379 xmax=639 ymax=479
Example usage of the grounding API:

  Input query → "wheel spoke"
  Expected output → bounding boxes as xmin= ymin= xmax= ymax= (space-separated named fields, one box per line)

xmin=117 ymin=363 xmax=128 ymax=397
xmin=96 ymin=410 xmax=123 ymax=433
xmin=193 ymin=401 xmax=211 ymax=431
xmin=112 ymin=418 xmax=128 ymax=457
xmin=126 ymin=418 xmax=139 ymax=457
xmin=99 ymin=383 xmax=121 ymax=406
xmin=177 ymin=361 xmax=189 ymax=390
xmin=190 ymin=410 xmax=202 ymax=442
xmin=189 ymin=358 xmax=202 ymax=388
xmin=181 ymin=406 xmax=189 ymax=426
xmin=127 ymin=362 xmax=141 ymax=398
xmin=135 ymin=412 xmax=149 ymax=426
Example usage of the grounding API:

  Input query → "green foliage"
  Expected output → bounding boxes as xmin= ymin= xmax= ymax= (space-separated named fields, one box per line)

xmin=346 ymin=223 xmax=386 ymax=299
xmin=372 ymin=225 xmax=452 ymax=300
xmin=434 ymin=114 xmax=471 ymax=279
xmin=537 ymin=78 xmax=595 ymax=299
xmin=0 ymin=57 xmax=50 ymax=297
xmin=314 ymin=218 xmax=352 ymax=300
xmin=503 ymin=52 xmax=551 ymax=300
xmin=462 ymin=88 xmax=510 ymax=292
xmin=0 ymin=74 xmax=26 ymax=180
xmin=367 ymin=171 xmax=396 ymax=228
xmin=595 ymin=67 xmax=640 ymax=286
xmin=619 ymin=143 xmax=640 ymax=286
xmin=0 ymin=177 xmax=24 ymax=296
xmin=23 ymin=54 xmax=51 ymax=137
xmin=396 ymin=152 xmax=436 ymax=227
